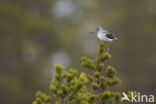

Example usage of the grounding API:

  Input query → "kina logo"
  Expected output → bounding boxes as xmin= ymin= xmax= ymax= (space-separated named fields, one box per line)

xmin=121 ymin=92 xmax=154 ymax=103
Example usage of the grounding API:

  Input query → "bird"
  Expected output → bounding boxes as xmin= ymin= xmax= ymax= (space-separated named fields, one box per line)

xmin=95 ymin=26 xmax=117 ymax=42
xmin=89 ymin=26 xmax=117 ymax=52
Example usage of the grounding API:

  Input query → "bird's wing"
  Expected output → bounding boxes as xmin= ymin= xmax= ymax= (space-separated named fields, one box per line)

xmin=106 ymin=33 xmax=116 ymax=39
xmin=102 ymin=30 xmax=117 ymax=39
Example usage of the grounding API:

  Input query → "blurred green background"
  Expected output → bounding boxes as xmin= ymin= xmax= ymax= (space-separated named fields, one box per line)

xmin=0 ymin=0 xmax=156 ymax=104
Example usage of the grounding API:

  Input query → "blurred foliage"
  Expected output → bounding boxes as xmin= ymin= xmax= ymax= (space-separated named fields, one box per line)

xmin=0 ymin=0 xmax=156 ymax=104
xmin=0 ymin=0 xmax=59 ymax=104
xmin=33 ymin=43 xmax=122 ymax=104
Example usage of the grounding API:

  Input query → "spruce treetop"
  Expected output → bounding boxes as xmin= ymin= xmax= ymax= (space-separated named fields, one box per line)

xmin=32 ymin=42 xmax=129 ymax=104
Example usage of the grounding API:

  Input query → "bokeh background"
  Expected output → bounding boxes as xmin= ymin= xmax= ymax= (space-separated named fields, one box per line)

xmin=0 ymin=0 xmax=156 ymax=104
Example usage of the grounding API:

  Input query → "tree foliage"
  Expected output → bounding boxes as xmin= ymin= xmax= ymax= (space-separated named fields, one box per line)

xmin=33 ymin=43 xmax=122 ymax=104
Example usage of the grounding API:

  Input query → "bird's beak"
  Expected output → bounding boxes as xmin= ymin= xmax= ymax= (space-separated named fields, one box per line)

xmin=88 ymin=32 xmax=96 ymax=35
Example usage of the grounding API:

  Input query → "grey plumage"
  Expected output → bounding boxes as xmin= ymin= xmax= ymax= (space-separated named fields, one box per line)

xmin=96 ymin=27 xmax=117 ymax=42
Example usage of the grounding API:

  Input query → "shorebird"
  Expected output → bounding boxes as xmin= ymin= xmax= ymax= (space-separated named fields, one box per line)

xmin=89 ymin=26 xmax=117 ymax=52
xmin=96 ymin=26 xmax=117 ymax=42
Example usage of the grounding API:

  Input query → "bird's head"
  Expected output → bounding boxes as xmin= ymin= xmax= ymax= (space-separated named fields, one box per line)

xmin=96 ymin=26 xmax=103 ymax=32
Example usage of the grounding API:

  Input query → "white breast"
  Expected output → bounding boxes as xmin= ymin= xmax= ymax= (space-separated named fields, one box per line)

xmin=97 ymin=32 xmax=113 ymax=42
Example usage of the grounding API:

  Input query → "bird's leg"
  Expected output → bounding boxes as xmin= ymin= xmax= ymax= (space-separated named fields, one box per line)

xmin=104 ymin=42 xmax=110 ymax=52
xmin=107 ymin=43 xmax=110 ymax=53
